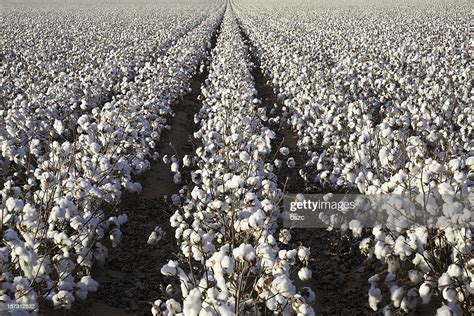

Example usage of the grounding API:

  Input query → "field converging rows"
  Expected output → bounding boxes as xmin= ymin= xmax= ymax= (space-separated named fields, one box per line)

xmin=0 ymin=0 xmax=472 ymax=315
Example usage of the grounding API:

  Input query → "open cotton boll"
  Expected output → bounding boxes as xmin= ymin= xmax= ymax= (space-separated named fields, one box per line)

xmin=287 ymin=157 xmax=296 ymax=168
xmin=436 ymin=304 xmax=454 ymax=316
xmin=442 ymin=287 xmax=457 ymax=303
xmin=279 ymin=147 xmax=290 ymax=156
xmin=183 ymin=288 xmax=202 ymax=316
xmin=298 ymin=267 xmax=312 ymax=281
xmin=297 ymin=246 xmax=310 ymax=262
xmin=368 ymin=286 xmax=382 ymax=311
xmin=239 ymin=151 xmax=251 ymax=163
xmin=147 ymin=226 xmax=164 ymax=245
xmin=232 ymin=243 xmax=255 ymax=262
xmin=52 ymin=290 xmax=75 ymax=309
xmin=447 ymin=264 xmax=462 ymax=278
xmin=53 ymin=120 xmax=65 ymax=135
xmin=390 ymin=286 xmax=405 ymax=308
xmin=183 ymin=155 xmax=192 ymax=167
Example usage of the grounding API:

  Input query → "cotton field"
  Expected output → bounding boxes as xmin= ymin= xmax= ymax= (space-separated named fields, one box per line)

xmin=0 ymin=0 xmax=472 ymax=315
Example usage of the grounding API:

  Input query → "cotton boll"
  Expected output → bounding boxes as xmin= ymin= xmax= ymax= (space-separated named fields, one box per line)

xmin=438 ymin=273 xmax=452 ymax=288
xmin=232 ymin=243 xmax=255 ymax=262
xmin=147 ymin=226 xmax=164 ymax=245
xmin=447 ymin=264 xmax=462 ymax=278
xmin=239 ymin=151 xmax=251 ymax=163
xmin=183 ymin=288 xmax=201 ymax=316
xmin=171 ymin=162 xmax=179 ymax=173
xmin=166 ymin=298 xmax=182 ymax=315
xmin=274 ymin=159 xmax=283 ymax=168
xmin=419 ymin=282 xmax=432 ymax=304
xmin=368 ymin=286 xmax=382 ymax=311
xmin=152 ymin=299 xmax=166 ymax=316
xmin=279 ymin=147 xmax=290 ymax=156
xmin=390 ymin=286 xmax=405 ymax=308
xmin=297 ymin=246 xmax=310 ymax=262
xmin=54 ymin=120 xmax=65 ymax=135
xmin=436 ymin=304 xmax=453 ymax=316
xmin=298 ymin=267 xmax=312 ymax=281
xmin=442 ymin=287 xmax=457 ymax=303
xmin=52 ymin=290 xmax=75 ymax=309
xmin=183 ymin=155 xmax=192 ymax=167
xmin=287 ymin=157 xmax=296 ymax=168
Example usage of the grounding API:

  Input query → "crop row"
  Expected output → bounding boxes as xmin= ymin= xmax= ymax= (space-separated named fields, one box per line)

xmin=154 ymin=6 xmax=315 ymax=316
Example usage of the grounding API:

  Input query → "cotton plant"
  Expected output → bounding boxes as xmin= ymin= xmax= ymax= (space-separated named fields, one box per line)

xmin=155 ymin=8 xmax=314 ymax=315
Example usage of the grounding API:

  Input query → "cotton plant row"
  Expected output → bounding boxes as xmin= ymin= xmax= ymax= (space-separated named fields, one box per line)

xmin=0 ymin=6 xmax=209 ymax=183
xmin=153 ymin=8 xmax=315 ymax=316
xmin=0 ymin=4 xmax=225 ymax=312
xmin=235 ymin=0 xmax=472 ymax=314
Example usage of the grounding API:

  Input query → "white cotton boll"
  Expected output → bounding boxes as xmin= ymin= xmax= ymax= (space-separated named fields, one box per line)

xmin=447 ymin=264 xmax=462 ymax=278
xmin=287 ymin=157 xmax=296 ymax=168
xmin=118 ymin=214 xmax=128 ymax=225
xmin=54 ymin=120 xmax=65 ymax=135
xmin=3 ymin=228 xmax=18 ymax=241
xmin=298 ymin=267 xmax=312 ymax=281
xmin=80 ymin=276 xmax=99 ymax=292
xmin=390 ymin=286 xmax=405 ymax=308
xmin=279 ymin=147 xmax=290 ymax=156
xmin=368 ymin=274 xmax=380 ymax=287
xmin=368 ymin=286 xmax=382 ymax=311
xmin=419 ymin=282 xmax=432 ymax=304
xmin=298 ymin=247 xmax=310 ymax=262
xmin=162 ymin=155 xmax=170 ymax=164
xmin=232 ymin=243 xmax=255 ymax=262
xmin=349 ymin=219 xmax=363 ymax=237
xmin=385 ymin=272 xmax=396 ymax=286
xmin=442 ymin=287 xmax=457 ymax=303
xmin=221 ymin=255 xmax=235 ymax=273
xmin=152 ymin=300 xmax=165 ymax=316
xmin=466 ymin=156 xmax=474 ymax=168
xmin=429 ymin=161 xmax=445 ymax=174
xmin=171 ymin=162 xmax=179 ymax=173
xmin=239 ymin=151 xmax=251 ymax=163
xmin=52 ymin=290 xmax=75 ymax=309
xmin=161 ymin=260 xmax=180 ymax=276
xmin=438 ymin=273 xmax=452 ymax=288
xmin=297 ymin=304 xmax=315 ymax=316
xmin=183 ymin=155 xmax=192 ymax=167
xmin=6 ymin=197 xmax=24 ymax=212
xmin=166 ymin=298 xmax=182 ymax=314
xmin=183 ymin=288 xmax=201 ymax=316
xmin=436 ymin=304 xmax=453 ymax=316
xmin=147 ymin=226 xmax=164 ymax=245
xmin=109 ymin=228 xmax=122 ymax=247
xmin=274 ymin=159 xmax=282 ymax=168
xmin=272 ymin=275 xmax=296 ymax=297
